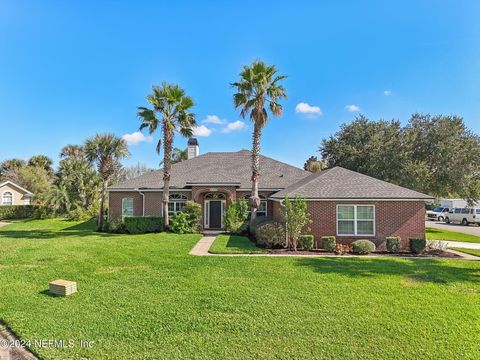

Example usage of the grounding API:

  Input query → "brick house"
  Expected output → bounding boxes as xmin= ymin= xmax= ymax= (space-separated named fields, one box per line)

xmin=108 ymin=139 xmax=432 ymax=248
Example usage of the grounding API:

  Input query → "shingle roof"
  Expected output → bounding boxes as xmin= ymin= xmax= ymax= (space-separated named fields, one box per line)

xmin=108 ymin=150 xmax=310 ymax=190
xmin=270 ymin=167 xmax=433 ymax=200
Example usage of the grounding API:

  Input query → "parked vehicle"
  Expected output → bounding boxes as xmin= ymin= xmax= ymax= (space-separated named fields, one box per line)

xmin=445 ymin=207 xmax=480 ymax=226
xmin=426 ymin=199 xmax=467 ymax=221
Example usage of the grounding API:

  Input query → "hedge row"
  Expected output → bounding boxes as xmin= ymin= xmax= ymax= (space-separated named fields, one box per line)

xmin=0 ymin=205 xmax=39 ymax=220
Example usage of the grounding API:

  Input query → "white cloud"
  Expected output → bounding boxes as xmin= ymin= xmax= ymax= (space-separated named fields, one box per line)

xmin=345 ymin=104 xmax=360 ymax=112
xmin=222 ymin=120 xmax=245 ymax=133
xmin=122 ymin=131 xmax=153 ymax=145
xmin=202 ymin=115 xmax=226 ymax=125
xmin=295 ymin=102 xmax=322 ymax=116
xmin=384 ymin=90 xmax=392 ymax=96
xmin=192 ymin=125 xmax=213 ymax=137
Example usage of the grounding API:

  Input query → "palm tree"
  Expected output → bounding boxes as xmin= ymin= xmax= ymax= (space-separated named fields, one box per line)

xmin=84 ymin=134 xmax=130 ymax=231
xmin=137 ymin=83 xmax=196 ymax=227
xmin=60 ymin=144 xmax=85 ymax=160
xmin=232 ymin=60 xmax=287 ymax=223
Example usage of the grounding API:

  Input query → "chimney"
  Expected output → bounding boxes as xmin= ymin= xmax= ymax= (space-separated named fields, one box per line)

xmin=187 ymin=138 xmax=199 ymax=159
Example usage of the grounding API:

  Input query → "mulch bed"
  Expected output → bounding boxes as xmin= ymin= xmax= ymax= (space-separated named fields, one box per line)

xmin=266 ymin=248 xmax=462 ymax=258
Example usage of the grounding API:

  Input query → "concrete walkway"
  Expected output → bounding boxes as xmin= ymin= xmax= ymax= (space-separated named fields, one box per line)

xmin=443 ymin=241 xmax=480 ymax=250
xmin=0 ymin=221 xmax=9 ymax=228
xmin=189 ymin=236 xmax=216 ymax=256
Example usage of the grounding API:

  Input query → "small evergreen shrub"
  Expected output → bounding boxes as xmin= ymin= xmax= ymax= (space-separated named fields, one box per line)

xmin=66 ymin=208 xmax=92 ymax=221
xmin=225 ymin=199 xmax=249 ymax=234
xmin=0 ymin=205 xmax=39 ymax=220
xmin=169 ymin=212 xmax=191 ymax=234
xmin=351 ymin=239 xmax=376 ymax=254
xmin=409 ymin=238 xmax=427 ymax=254
xmin=181 ymin=201 xmax=201 ymax=233
xmin=299 ymin=235 xmax=314 ymax=250
xmin=105 ymin=218 xmax=126 ymax=233
xmin=386 ymin=236 xmax=401 ymax=253
xmin=33 ymin=207 xmax=57 ymax=219
xmin=248 ymin=215 xmax=269 ymax=236
xmin=321 ymin=236 xmax=336 ymax=252
xmin=123 ymin=216 xmax=163 ymax=234
xmin=256 ymin=221 xmax=286 ymax=248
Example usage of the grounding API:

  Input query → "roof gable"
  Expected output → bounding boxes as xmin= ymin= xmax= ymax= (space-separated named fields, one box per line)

xmin=0 ymin=180 xmax=34 ymax=195
xmin=270 ymin=167 xmax=433 ymax=200
xmin=109 ymin=150 xmax=310 ymax=190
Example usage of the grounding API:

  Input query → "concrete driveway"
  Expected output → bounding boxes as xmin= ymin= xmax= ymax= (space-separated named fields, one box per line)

xmin=426 ymin=221 xmax=480 ymax=237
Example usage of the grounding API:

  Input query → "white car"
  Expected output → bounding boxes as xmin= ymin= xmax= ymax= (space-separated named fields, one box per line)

xmin=445 ymin=208 xmax=480 ymax=226
xmin=426 ymin=206 xmax=450 ymax=222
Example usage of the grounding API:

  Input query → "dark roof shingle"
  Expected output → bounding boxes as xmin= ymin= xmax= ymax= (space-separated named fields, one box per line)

xmin=270 ymin=167 xmax=433 ymax=200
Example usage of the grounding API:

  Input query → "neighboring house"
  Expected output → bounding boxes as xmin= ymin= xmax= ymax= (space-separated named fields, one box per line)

xmin=0 ymin=180 xmax=34 ymax=205
xmin=108 ymin=139 xmax=432 ymax=248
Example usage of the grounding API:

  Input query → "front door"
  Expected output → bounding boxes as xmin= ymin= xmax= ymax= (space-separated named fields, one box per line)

xmin=209 ymin=200 xmax=222 ymax=229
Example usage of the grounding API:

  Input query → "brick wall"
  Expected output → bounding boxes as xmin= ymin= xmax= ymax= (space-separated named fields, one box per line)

xmin=271 ymin=200 xmax=425 ymax=250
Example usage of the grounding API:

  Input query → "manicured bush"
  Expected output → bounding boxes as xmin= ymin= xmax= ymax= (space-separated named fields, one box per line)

xmin=169 ymin=212 xmax=191 ymax=234
xmin=105 ymin=218 xmax=126 ymax=233
xmin=256 ymin=221 xmax=286 ymax=249
xmin=248 ymin=215 xmax=269 ymax=236
xmin=386 ymin=236 xmax=401 ymax=253
xmin=409 ymin=237 xmax=427 ymax=254
xmin=321 ymin=236 xmax=336 ymax=252
xmin=33 ymin=207 xmax=57 ymax=219
xmin=0 ymin=205 xmax=40 ymax=220
xmin=225 ymin=199 xmax=249 ymax=234
xmin=124 ymin=216 xmax=163 ymax=234
xmin=181 ymin=201 xmax=201 ymax=233
xmin=333 ymin=243 xmax=351 ymax=255
xmin=299 ymin=235 xmax=314 ymax=250
xmin=351 ymin=239 xmax=376 ymax=254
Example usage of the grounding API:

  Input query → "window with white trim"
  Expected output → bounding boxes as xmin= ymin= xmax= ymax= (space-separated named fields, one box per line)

xmin=2 ymin=191 xmax=13 ymax=205
xmin=122 ymin=197 xmax=134 ymax=217
xmin=168 ymin=194 xmax=187 ymax=216
xmin=244 ymin=194 xmax=268 ymax=217
xmin=337 ymin=205 xmax=375 ymax=236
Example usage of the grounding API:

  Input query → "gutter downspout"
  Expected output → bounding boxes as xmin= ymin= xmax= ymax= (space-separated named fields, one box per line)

xmin=136 ymin=189 xmax=145 ymax=216
xmin=279 ymin=198 xmax=288 ymax=249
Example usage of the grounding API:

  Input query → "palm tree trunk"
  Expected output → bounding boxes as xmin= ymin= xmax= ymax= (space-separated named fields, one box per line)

xmin=98 ymin=179 xmax=107 ymax=231
xmin=163 ymin=127 xmax=173 ymax=228
xmin=250 ymin=124 xmax=262 ymax=225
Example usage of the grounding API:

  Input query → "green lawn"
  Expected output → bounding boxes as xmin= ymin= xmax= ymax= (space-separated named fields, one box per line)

xmin=209 ymin=234 xmax=266 ymax=254
xmin=1 ymin=220 xmax=480 ymax=359
xmin=450 ymin=248 xmax=480 ymax=257
xmin=426 ymin=226 xmax=480 ymax=243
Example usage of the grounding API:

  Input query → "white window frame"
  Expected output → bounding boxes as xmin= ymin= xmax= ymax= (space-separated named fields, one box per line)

xmin=122 ymin=197 xmax=134 ymax=217
xmin=167 ymin=194 xmax=187 ymax=217
xmin=2 ymin=191 xmax=13 ymax=205
xmin=244 ymin=195 xmax=268 ymax=217
xmin=336 ymin=204 xmax=375 ymax=236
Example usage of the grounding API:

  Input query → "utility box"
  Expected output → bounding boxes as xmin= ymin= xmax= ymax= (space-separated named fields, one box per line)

xmin=49 ymin=279 xmax=77 ymax=296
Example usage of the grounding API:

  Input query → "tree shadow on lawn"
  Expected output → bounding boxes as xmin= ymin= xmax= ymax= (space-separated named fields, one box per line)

xmin=0 ymin=220 xmax=114 ymax=240
xmin=296 ymin=257 xmax=480 ymax=285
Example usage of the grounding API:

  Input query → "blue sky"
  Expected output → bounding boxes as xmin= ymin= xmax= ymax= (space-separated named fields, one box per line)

xmin=1 ymin=1 xmax=479 ymax=169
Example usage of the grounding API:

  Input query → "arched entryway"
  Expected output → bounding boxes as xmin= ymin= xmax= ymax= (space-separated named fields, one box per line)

xmin=204 ymin=192 xmax=227 ymax=229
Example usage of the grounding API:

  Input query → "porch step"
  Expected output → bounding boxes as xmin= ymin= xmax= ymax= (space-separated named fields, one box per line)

xmin=202 ymin=230 xmax=226 ymax=236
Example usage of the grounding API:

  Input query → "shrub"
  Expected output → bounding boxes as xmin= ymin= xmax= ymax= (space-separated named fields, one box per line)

xmin=299 ymin=235 xmax=314 ymax=250
xmin=66 ymin=207 xmax=92 ymax=222
xmin=256 ymin=221 xmax=286 ymax=249
xmin=351 ymin=240 xmax=376 ymax=254
xmin=33 ymin=207 xmax=57 ymax=219
xmin=386 ymin=236 xmax=401 ymax=253
xmin=169 ymin=212 xmax=191 ymax=234
xmin=409 ymin=238 xmax=427 ymax=254
xmin=282 ymin=196 xmax=312 ymax=250
xmin=248 ymin=215 xmax=269 ymax=236
xmin=124 ymin=216 xmax=163 ymax=234
xmin=333 ymin=243 xmax=351 ymax=255
xmin=105 ymin=218 xmax=126 ymax=233
xmin=181 ymin=201 xmax=201 ymax=233
xmin=0 ymin=205 xmax=39 ymax=220
xmin=321 ymin=236 xmax=336 ymax=252
xmin=225 ymin=199 xmax=249 ymax=234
